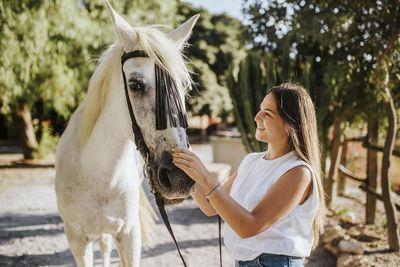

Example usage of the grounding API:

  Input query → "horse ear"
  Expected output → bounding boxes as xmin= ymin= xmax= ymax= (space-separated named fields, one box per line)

xmin=167 ymin=14 xmax=200 ymax=48
xmin=105 ymin=0 xmax=137 ymax=48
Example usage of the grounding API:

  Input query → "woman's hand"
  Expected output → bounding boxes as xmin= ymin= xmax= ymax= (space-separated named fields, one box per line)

xmin=171 ymin=147 xmax=213 ymax=188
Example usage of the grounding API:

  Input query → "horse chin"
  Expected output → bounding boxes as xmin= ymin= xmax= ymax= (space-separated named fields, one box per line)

xmin=162 ymin=197 xmax=185 ymax=206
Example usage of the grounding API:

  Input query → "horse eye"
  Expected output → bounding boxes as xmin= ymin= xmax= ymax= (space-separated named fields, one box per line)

xmin=128 ymin=77 xmax=146 ymax=92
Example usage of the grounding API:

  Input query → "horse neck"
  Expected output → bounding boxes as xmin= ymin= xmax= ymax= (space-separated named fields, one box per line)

xmin=80 ymin=75 xmax=141 ymax=181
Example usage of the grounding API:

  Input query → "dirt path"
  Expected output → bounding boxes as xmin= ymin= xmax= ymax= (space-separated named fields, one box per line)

xmin=0 ymin=151 xmax=334 ymax=267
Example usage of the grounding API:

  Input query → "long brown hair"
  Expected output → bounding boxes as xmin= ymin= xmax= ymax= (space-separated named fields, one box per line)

xmin=267 ymin=83 xmax=325 ymax=248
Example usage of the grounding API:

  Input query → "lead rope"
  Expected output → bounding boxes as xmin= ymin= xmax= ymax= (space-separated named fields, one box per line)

xmin=121 ymin=54 xmax=188 ymax=267
xmin=155 ymin=192 xmax=188 ymax=267
xmin=218 ymin=216 xmax=222 ymax=266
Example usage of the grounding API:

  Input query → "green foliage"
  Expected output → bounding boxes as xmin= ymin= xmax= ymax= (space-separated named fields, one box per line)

xmin=242 ymin=0 xmax=400 ymax=129
xmin=81 ymin=0 xmax=177 ymax=27
xmin=227 ymin=52 xmax=265 ymax=153
xmin=242 ymin=0 xmax=400 ymax=177
xmin=32 ymin=121 xmax=59 ymax=159
xmin=1 ymin=0 xmax=95 ymax=119
xmin=177 ymin=2 xmax=245 ymax=120
xmin=333 ymin=206 xmax=351 ymax=219
xmin=0 ymin=0 xmax=245 ymax=147
xmin=188 ymin=59 xmax=233 ymax=120
xmin=243 ymin=1 xmax=338 ymax=155
xmin=0 ymin=0 xmax=179 ymax=140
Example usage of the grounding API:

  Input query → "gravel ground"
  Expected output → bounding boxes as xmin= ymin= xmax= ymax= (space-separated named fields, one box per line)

xmin=0 ymin=146 xmax=334 ymax=267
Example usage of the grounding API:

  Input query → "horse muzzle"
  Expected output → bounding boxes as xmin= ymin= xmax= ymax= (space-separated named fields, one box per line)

xmin=156 ymin=151 xmax=195 ymax=200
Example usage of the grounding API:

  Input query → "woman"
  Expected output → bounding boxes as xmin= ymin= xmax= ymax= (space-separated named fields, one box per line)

xmin=172 ymin=83 xmax=325 ymax=266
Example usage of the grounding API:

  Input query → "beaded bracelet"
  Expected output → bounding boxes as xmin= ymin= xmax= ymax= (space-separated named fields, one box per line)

xmin=206 ymin=184 xmax=222 ymax=199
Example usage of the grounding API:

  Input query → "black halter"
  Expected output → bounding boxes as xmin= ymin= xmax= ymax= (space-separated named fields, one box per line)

xmin=121 ymin=50 xmax=188 ymax=266
xmin=121 ymin=50 xmax=222 ymax=267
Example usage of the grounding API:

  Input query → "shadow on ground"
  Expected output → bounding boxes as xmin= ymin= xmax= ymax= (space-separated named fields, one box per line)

xmin=0 ymin=214 xmax=63 ymax=245
xmin=142 ymin=237 xmax=220 ymax=258
xmin=0 ymin=250 xmax=73 ymax=266
xmin=159 ymin=207 xmax=218 ymax=225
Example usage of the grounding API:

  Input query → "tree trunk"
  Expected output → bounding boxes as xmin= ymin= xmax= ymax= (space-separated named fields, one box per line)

xmin=15 ymin=100 xmax=38 ymax=159
xmin=319 ymin=122 xmax=330 ymax=185
xmin=372 ymin=0 xmax=399 ymax=251
xmin=381 ymin=86 xmax=399 ymax=252
xmin=326 ymin=117 xmax=343 ymax=209
xmin=320 ymin=136 xmax=328 ymax=184
xmin=0 ymin=113 xmax=8 ymax=139
xmin=366 ymin=113 xmax=379 ymax=224
xmin=337 ymin=139 xmax=348 ymax=196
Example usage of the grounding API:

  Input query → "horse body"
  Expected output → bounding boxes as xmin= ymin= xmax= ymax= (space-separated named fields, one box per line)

xmin=55 ymin=87 xmax=145 ymax=266
xmin=56 ymin=101 xmax=141 ymax=234
xmin=55 ymin=2 xmax=199 ymax=266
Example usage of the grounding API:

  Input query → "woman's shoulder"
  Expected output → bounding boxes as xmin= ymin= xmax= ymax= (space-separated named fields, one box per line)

xmin=247 ymin=151 xmax=264 ymax=158
xmin=287 ymin=151 xmax=310 ymax=166
xmin=282 ymin=164 xmax=313 ymax=183
xmin=284 ymin=153 xmax=317 ymax=183
xmin=238 ymin=152 xmax=263 ymax=170
xmin=244 ymin=152 xmax=264 ymax=162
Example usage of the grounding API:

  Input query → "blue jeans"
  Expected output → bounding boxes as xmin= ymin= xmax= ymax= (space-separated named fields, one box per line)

xmin=235 ymin=253 xmax=304 ymax=267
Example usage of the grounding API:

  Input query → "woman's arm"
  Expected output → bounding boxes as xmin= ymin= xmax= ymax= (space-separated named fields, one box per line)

xmin=190 ymin=169 xmax=238 ymax=217
xmin=172 ymin=148 xmax=312 ymax=239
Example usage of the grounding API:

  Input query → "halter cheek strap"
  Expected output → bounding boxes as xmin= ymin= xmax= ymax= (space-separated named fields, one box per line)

xmin=121 ymin=50 xmax=188 ymax=267
xmin=121 ymin=51 xmax=150 ymax=161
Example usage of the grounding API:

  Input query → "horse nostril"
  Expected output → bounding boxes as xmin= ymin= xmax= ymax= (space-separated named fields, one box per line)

xmin=158 ymin=166 xmax=173 ymax=189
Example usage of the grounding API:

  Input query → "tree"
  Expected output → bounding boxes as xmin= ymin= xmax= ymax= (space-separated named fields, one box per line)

xmin=312 ymin=0 xmax=400 ymax=252
xmin=227 ymin=52 xmax=266 ymax=153
xmin=368 ymin=0 xmax=400 ymax=251
xmin=243 ymin=0 xmax=400 ymax=251
xmin=242 ymin=0 xmax=340 ymax=178
xmin=176 ymin=2 xmax=246 ymax=121
xmin=0 ymin=0 xmax=92 ymax=157
xmin=0 ymin=0 xmax=178 ymax=158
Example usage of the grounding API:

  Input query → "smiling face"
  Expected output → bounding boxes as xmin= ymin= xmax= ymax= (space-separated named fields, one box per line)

xmin=254 ymin=93 xmax=288 ymax=144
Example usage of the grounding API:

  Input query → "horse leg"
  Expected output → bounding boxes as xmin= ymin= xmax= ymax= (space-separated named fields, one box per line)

xmin=115 ymin=225 xmax=141 ymax=267
xmin=99 ymin=233 xmax=113 ymax=267
xmin=64 ymin=223 xmax=93 ymax=267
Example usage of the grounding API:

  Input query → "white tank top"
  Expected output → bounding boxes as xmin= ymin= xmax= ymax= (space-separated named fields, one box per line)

xmin=224 ymin=151 xmax=319 ymax=261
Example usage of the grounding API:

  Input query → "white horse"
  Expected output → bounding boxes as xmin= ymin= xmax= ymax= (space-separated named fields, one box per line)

xmin=55 ymin=2 xmax=199 ymax=266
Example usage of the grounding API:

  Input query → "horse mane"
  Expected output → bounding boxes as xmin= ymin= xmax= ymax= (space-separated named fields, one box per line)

xmin=79 ymin=26 xmax=192 ymax=149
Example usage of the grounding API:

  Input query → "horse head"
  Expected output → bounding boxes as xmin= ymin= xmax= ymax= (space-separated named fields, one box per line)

xmin=105 ymin=1 xmax=199 ymax=204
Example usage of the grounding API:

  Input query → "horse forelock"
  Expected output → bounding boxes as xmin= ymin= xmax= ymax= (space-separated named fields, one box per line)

xmin=133 ymin=26 xmax=192 ymax=94
xmin=80 ymin=26 xmax=191 ymax=149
